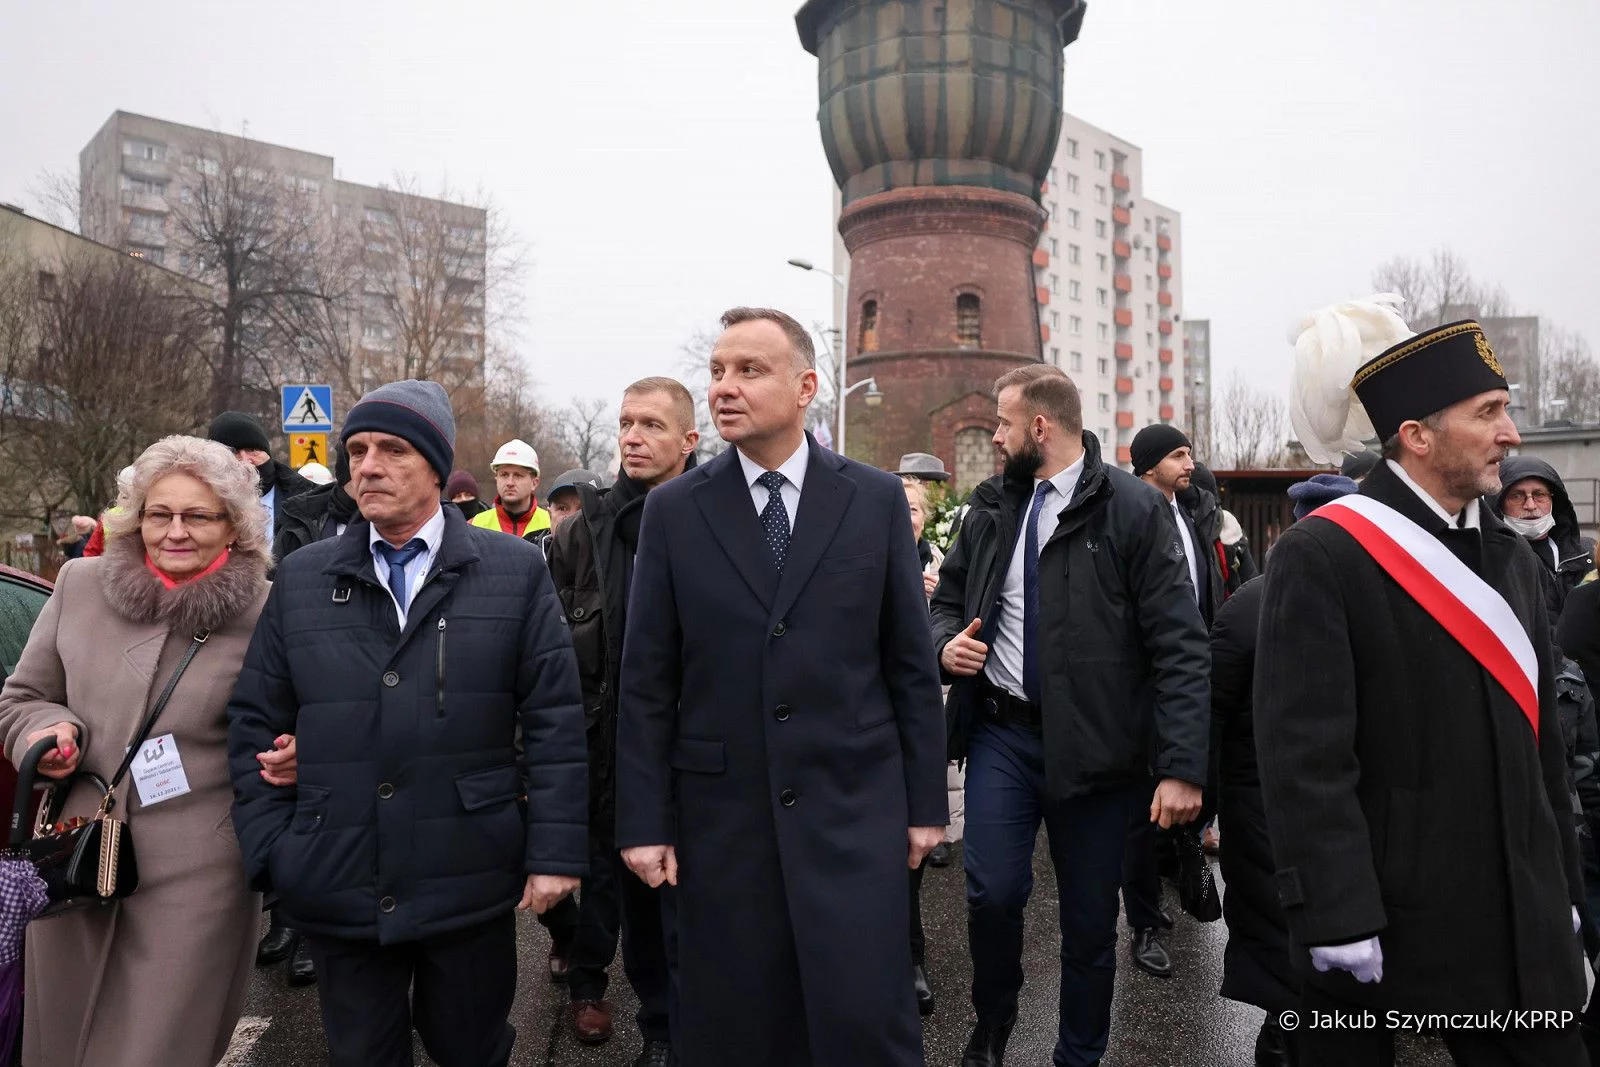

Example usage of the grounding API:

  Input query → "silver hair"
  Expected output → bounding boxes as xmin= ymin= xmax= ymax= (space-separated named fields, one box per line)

xmin=103 ymin=435 xmax=270 ymax=565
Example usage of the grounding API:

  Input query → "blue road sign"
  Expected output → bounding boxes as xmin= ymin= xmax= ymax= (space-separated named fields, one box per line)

xmin=282 ymin=384 xmax=333 ymax=432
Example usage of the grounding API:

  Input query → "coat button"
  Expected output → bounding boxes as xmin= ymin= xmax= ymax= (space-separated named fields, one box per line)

xmin=382 ymin=671 xmax=400 ymax=687
xmin=377 ymin=783 xmax=394 ymax=800
xmin=599 ymin=681 xmax=608 ymax=694
xmin=772 ymin=621 xmax=786 ymax=637
xmin=571 ymin=607 xmax=586 ymax=620
xmin=779 ymin=789 xmax=797 ymax=807
xmin=379 ymin=896 xmax=396 ymax=913
xmin=774 ymin=705 xmax=791 ymax=722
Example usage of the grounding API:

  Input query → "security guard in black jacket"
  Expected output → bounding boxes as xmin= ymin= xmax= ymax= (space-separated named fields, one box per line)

xmin=930 ymin=364 xmax=1209 ymax=1067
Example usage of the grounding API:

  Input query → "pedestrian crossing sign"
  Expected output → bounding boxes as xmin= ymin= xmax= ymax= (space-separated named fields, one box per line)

xmin=282 ymin=384 xmax=333 ymax=432
xmin=290 ymin=433 xmax=328 ymax=470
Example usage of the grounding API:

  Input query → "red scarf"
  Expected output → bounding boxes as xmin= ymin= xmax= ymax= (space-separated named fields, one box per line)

xmin=144 ymin=548 xmax=231 ymax=590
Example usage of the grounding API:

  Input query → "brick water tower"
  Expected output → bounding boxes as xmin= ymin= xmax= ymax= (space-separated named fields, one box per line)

xmin=796 ymin=0 xmax=1086 ymax=484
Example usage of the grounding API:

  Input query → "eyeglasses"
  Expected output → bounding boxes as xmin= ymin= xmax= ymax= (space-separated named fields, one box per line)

xmin=1503 ymin=490 xmax=1552 ymax=506
xmin=139 ymin=509 xmax=230 ymax=530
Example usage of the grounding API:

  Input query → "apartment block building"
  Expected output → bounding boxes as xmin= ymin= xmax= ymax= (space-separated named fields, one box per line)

xmin=1182 ymin=319 xmax=1212 ymax=458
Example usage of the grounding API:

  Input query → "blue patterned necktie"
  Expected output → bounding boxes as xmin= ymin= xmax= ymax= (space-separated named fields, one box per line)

xmin=757 ymin=471 xmax=791 ymax=571
xmin=375 ymin=538 xmax=427 ymax=611
xmin=1022 ymin=481 xmax=1054 ymax=707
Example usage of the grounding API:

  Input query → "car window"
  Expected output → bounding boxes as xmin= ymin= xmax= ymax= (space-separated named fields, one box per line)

xmin=0 ymin=576 xmax=49 ymax=680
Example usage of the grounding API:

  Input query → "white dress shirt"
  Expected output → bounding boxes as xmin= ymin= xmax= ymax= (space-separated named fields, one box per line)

xmin=261 ymin=486 xmax=277 ymax=546
xmin=369 ymin=504 xmax=447 ymax=626
xmin=738 ymin=439 xmax=809 ymax=531
xmin=986 ymin=454 xmax=1086 ymax=701
xmin=1386 ymin=459 xmax=1481 ymax=530
xmin=1171 ymin=499 xmax=1201 ymax=606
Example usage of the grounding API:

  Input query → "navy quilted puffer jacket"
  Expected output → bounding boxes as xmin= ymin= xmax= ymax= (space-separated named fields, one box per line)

xmin=227 ymin=505 xmax=588 ymax=944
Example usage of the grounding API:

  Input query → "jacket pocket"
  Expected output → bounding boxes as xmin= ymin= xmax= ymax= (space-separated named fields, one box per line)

xmin=1381 ymin=787 xmax=1423 ymax=906
xmin=454 ymin=765 xmax=523 ymax=811
xmin=820 ymin=551 xmax=877 ymax=575
xmin=669 ymin=736 xmax=725 ymax=774
xmin=455 ymin=766 xmax=526 ymax=870
xmin=290 ymin=785 xmax=331 ymax=834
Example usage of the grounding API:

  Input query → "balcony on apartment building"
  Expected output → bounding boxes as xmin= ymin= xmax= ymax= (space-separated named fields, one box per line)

xmin=1033 ymin=247 xmax=1050 ymax=268
xmin=1111 ymin=172 xmax=1130 ymax=192
xmin=1113 ymin=239 xmax=1131 ymax=259
xmin=1037 ymin=286 xmax=1051 ymax=306
xmin=1040 ymin=323 xmax=1051 ymax=343
xmin=1114 ymin=308 xmax=1134 ymax=327
xmin=1111 ymin=206 xmax=1132 ymax=226
xmin=1158 ymin=291 xmax=1173 ymax=307
xmin=1116 ymin=411 xmax=1134 ymax=429
xmin=1159 ymin=404 xmax=1174 ymax=420
xmin=1159 ymin=320 xmax=1173 ymax=335
xmin=1114 ymin=342 xmax=1134 ymax=360
xmin=1157 ymin=234 xmax=1172 ymax=252
xmin=1117 ymin=445 xmax=1133 ymax=464
xmin=1158 ymin=347 xmax=1174 ymax=364
xmin=1158 ymin=264 xmax=1173 ymax=279
xmin=1159 ymin=377 xmax=1174 ymax=393
xmin=1115 ymin=377 xmax=1134 ymax=395
xmin=121 ymin=156 xmax=169 ymax=181
xmin=121 ymin=190 xmax=169 ymax=214
xmin=1113 ymin=274 xmax=1133 ymax=293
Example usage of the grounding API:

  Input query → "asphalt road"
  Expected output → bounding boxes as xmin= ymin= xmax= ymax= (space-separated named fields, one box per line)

xmin=226 ymin=837 xmax=1454 ymax=1066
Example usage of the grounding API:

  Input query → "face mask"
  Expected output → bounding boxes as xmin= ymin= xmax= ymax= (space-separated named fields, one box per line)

xmin=1505 ymin=513 xmax=1555 ymax=540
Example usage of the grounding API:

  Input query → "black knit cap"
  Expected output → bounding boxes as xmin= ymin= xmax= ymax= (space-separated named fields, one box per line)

xmin=1130 ymin=424 xmax=1192 ymax=477
xmin=1352 ymin=320 xmax=1509 ymax=443
xmin=207 ymin=411 xmax=271 ymax=454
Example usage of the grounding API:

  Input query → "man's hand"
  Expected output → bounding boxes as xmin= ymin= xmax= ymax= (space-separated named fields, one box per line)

xmin=518 ymin=874 xmax=581 ymax=914
xmin=256 ymin=734 xmax=298 ymax=787
xmin=908 ymin=826 xmax=945 ymax=869
xmin=24 ymin=723 xmax=80 ymax=780
xmin=922 ymin=571 xmax=940 ymax=599
xmin=622 ymin=845 xmax=679 ymax=888
xmin=940 ymin=617 xmax=988 ymax=677
xmin=1150 ymin=778 xmax=1203 ymax=829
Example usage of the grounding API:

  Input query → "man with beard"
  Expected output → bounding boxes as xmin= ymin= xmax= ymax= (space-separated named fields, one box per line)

xmin=545 ymin=380 xmax=697 ymax=1065
xmin=208 ymin=410 xmax=317 ymax=547
xmin=1259 ymin=306 xmax=1587 ymax=1065
xmin=616 ymin=308 xmax=947 ymax=1066
xmin=931 ymin=363 xmax=1208 ymax=1067
xmin=1492 ymin=456 xmax=1595 ymax=624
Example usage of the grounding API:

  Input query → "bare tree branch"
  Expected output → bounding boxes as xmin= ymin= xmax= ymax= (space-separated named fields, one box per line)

xmin=1214 ymin=371 xmax=1289 ymax=469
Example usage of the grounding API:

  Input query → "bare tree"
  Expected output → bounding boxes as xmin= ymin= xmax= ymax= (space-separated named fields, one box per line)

xmin=552 ymin=396 xmax=615 ymax=474
xmin=1540 ymin=327 xmax=1600 ymax=425
xmin=1371 ymin=248 xmax=1512 ymax=328
xmin=677 ymin=327 xmax=728 ymax=461
xmin=0 ymin=241 xmax=209 ymax=524
xmin=1214 ymin=371 xmax=1289 ymax=470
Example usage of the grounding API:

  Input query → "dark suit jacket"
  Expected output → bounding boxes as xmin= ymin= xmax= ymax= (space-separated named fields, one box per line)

xmin=1253 ymin=460 xmax=1584 ymax=1014
xmin=616 ymin=434 xmax=946 ymax=1066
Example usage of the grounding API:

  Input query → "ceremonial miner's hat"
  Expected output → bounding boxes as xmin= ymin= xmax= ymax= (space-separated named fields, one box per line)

xmin=1350 ymin=320 xmax=1509 ymax=444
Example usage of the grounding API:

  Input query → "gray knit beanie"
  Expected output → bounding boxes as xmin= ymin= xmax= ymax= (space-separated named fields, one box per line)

xmin=340 ymin=380 xmax=456 ymax=487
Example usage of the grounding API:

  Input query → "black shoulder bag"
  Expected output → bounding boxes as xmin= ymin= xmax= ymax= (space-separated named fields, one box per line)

xmin=6 ymin=630 xmax=208 ymax=918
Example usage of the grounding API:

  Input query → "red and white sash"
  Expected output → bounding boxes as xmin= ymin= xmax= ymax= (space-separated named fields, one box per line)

xmin=1312 ymin=494 xmax=1540 ymax=739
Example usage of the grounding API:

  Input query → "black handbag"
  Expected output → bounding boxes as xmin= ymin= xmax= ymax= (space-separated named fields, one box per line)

xmin=5 ymin=630 xmax=208 ymax=918
xmin=1174 ymin=823 xmax=1222 ymax=923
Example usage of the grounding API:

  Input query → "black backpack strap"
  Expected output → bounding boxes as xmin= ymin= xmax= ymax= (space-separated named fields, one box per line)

xmin=102 ymin=630 xmax=209 ymax=810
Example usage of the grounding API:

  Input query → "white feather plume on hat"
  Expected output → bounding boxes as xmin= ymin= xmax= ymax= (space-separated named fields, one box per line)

xmin=1287 ymin=294 xmax=1412 ymax=464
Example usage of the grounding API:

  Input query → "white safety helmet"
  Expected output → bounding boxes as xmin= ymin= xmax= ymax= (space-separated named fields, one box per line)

xmin=490 ymin=439 xmax=540 ymax=474
xmin=298 ymin=462 xmax=334 ymax=485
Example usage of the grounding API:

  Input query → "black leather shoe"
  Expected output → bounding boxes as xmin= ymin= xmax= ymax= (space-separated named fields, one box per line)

xmin=961 ymin=1012 xmax=1016 ymax=1067
xmin=913 ymin=965 xmax=934 ymax=1016
xmin=632 ymin=1040 xmax=674 ymax=1067
xmin=1131 ymin=928 xmax=1173 ymax=979
xmin=928 ymin=842 xmax=951 ymax=868
xmin=286 ymin=935 xmax=316 ymax=987
xmin=256 ymin=913 xmax=296 ymax=967
xmin=1254 ymin=1018 xmax=1295 ymax=1066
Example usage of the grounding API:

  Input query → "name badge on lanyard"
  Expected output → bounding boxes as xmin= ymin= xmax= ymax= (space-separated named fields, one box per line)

xmin=132 ymin=732 xmax=192 ymax=807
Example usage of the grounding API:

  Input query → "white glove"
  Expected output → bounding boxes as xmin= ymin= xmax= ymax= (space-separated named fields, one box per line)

xmin=1575 ymin=906 xmax=1583 ymax=935
xmin=1310 ymin=936 xmax=1383 ymax=984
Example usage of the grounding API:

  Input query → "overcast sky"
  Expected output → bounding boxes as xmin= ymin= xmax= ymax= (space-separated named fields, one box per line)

xmin=3 ymin=0 xmax=1595 ymax=419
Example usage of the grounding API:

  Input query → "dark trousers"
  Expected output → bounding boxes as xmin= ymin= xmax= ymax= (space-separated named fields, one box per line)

xmin=1121 ymin=810 xmax=1167 ymax=931
xmin=538 ymin=892 xmax=579 ymax=950
xmin=910 ymin=856 xmax=928 ymax=966
xmin=1298 ymin=985 xmax=1587 ymax=1067
xmin=306 ymin=911 xmax=518 ymax=1067
xmin=964 ymin=719 xmax=1144 ymax=1067
xmin=567 ymin=831 xmax=674 ymax=1042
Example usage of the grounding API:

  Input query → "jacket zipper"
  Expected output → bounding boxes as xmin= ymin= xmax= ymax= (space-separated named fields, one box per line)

xmin=436 ymin=617 xmax=447 ymax=717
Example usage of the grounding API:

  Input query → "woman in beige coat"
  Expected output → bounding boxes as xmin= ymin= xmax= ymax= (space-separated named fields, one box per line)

xmin=0 ymin=435 xmax=271 ymax=1067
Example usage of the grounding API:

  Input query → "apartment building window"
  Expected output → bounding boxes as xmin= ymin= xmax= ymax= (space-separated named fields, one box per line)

xmin=1146 ymin=275 xmax=1153 ymax=289
xmin=1050 ymin=237 xmax=1059 ymax=256
xmin=1146 ymin=303 xmax=1154 ymax=320
xmin=1095 ymin=150 xmax=1106 ymax=171
xmin=1050 ymin=346 xmax=1061 ymax=365
xmin=365 ymin=206 xmax=395 ymax=226
xmin=1148 ymin=390 xmax=1156 ymax=406
xmin=1051 ymin=311 xmax=1061 ymax=329
xmin=1069 ymin=315 xmax=1083 ymax=336
xmin=859 ymin=299 xmax=879 ymax=353
xmin=1068 ymin=209 xmax=1080 ymax=230
xmin=127 ymin=212 xmax=163 ymax=236
xmin=1050 ymin=274 xmax=1060 ymax=295
xmin=1049 ymin=166 xmax=1058 ymax=184
xmin=1097 ymin=357 xmax=1110 ymax=376
xmin=1067 ymin=138 xmax=1079 ymax=159
xmin=1094 ymin=220 xmax=1106 ymax=238
xmin=1146 ymin=332 xmax=1155 ymax=347
xmin=1094 ymin=185 xmax=1106 ymax=205
xmin=1067 ymin=280 xmax=1080 ymax=301
xmin=1145 ymin=247 xmax=1153 ymax=262
xmin=1067 ymin=173 xmax=1080 ymax=194
xmin=1097 ymin=323 xmax=1110 ymax=341
xmin=1068 ymin=244 xmax=1081 ymax=264
xmin=956 ymin=293 xmax=982 ymax=348
xmin=1145 ymin=218 xmax=1152 ymax=233
xmin=1098 ymin=393 xmax=1111 ymax=412
xmin=1070 ymin=351 xmax=1083 ymax=372
xmin=1097 ymin=253 xmax=1108 ymax=272
xmin=123 ymin=140 xmax=165 ymax=162
xmin=195 ymin=158 xmax=219 ymax=177
xmin=1096 ymin=288 xmax=1108 ymax=308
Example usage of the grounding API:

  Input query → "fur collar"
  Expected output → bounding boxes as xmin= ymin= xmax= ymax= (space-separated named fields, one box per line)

xmin=99 ymin=532 xmax=269 ymax=635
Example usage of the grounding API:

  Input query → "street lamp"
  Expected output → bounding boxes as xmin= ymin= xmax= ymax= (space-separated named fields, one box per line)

xmin=789 ymin=256 xmax=874 ymax=455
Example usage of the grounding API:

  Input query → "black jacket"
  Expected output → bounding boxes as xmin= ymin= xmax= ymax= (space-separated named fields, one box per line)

xmin=262 ymin=459 xmax=317 ymax=526
xmin=227 ymin=506 xmax=589 ymax=944
xmin=271 ymin=482 xmax=358 ymax=562
xmin=1182 ymin=486 xmax=1259 ymax=602
xmin=1254 ymin=460 xmax=1584 ymax=1013
xmin=930 ymin=432 xmax=1211 ymax=797
xmin=1208 ymin=576 xmax=1299 ymax=1015
xmin=1493 ymin=456 xmax=1594 ymax=622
